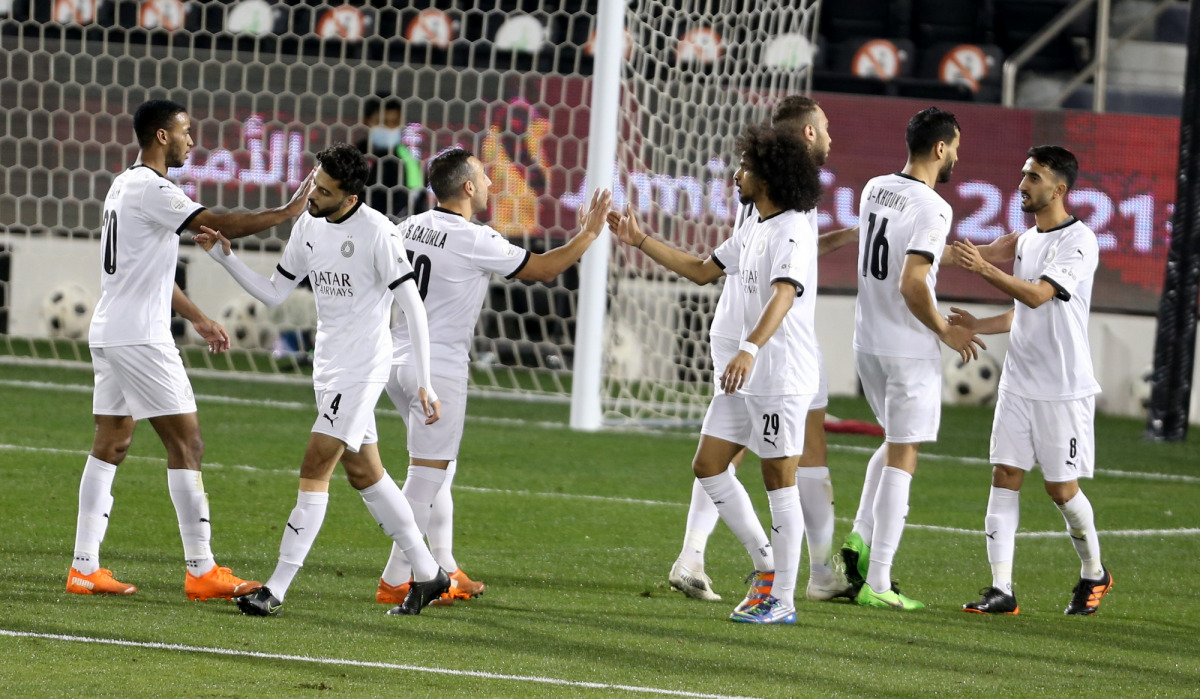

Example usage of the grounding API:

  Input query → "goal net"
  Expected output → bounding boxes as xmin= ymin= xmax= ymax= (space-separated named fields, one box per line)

xmin=0 ymin=0 xmax=819 ymax=426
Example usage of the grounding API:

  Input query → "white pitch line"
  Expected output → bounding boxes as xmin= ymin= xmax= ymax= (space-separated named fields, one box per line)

xmin=0 ymin=629 xmax=758 ymax=699
xmin=6 ymin=378 xmax=1199 ymax=484
xmin=4 ymin=442 xmax=1195 ymax=539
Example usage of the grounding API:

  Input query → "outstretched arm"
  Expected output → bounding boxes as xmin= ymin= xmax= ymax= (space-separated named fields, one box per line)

xmin=818 ymin=225 xmax=859 ymax=257
xmin=195 ymin=226 xmax=299 ymax=307
xmin=187 ymin=170 xmax=316 ymax=240
xmin=514 ymin=188 xmax=613 ymax=282
xmin=948 ymin=306 xmax=1014 ymax=335
xmin=952 ymin=240 xmax=1056 ymax=308
xmin=606 ymin=209 xmax=725 ymax=285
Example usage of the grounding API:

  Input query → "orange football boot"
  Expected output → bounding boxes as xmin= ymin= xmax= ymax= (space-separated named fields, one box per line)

xmin=185 ymin=566 xmax=261 ymax=601
xmin=66 ymin=567 xmax=137 ymax=595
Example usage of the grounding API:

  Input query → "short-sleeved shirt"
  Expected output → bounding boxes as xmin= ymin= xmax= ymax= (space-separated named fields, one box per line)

xmin=1000 ymin=216 xmax=1101 ymax=400
xmin=89 ymin=165 xmax=205 ymax=347
xmin=390 ymin=207 xmax=530 ymax=378
xmin=709 ymin=204 xmax=819 ymax=390
xmin=853 ymin=172 xmax=953 ymax=360
xmin=276 ymin=201 xmax=415 ymax=390
xmin=713 ymin=208 xmax=818 ymax=397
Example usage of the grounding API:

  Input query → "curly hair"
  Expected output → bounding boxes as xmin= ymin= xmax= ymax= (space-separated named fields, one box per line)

xmin=133 ymin=99 xmax=186 ymax=148
xmin=738 ymin=122 xmax=822 ymax=213
xmin=315 ymin=143 xmax=369 ymax=196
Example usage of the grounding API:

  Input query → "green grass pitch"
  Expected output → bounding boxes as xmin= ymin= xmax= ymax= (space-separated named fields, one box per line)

xmin=0 ymin=362 xmax=1197 ymax=697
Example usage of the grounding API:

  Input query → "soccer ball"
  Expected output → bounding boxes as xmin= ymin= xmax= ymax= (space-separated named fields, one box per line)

xmin=943 ymin=351 xmax=1001 ymax=405
xmin=42 ymin=284 xmax=94 ymax=339
xmin=1130 ymin=364 xmax=1153 ymax=415
xmin=219 ymin=297 xmax=275 ymax=349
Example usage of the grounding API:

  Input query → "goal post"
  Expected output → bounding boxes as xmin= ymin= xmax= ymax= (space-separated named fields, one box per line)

xmin=570 ymin=0 xmax=625 ymax=432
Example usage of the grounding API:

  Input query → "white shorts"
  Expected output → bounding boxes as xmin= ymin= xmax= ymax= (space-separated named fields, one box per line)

xmin=91 ymin=344 xmax=197 ymax=420
xmin=856 ymin=352 xmax=941 ymax=443
xmin=700 ymin=391 xmax=813 ymax=459
xmin=712 ymin=335 xmax=828 ymax=410
xmin=990 ymin=390 xmax=1095 ymax=482
xmin=386 ymin=364 xmax=467 ymax=461
xmin=312 ymin=382 xmax=384 ymax=453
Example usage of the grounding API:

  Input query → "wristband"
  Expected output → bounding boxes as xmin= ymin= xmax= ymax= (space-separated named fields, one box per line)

xmin=637 ymin=235 xmax=650 ymax=250
xmin=738 ymin=340 xmax=759 ymax=358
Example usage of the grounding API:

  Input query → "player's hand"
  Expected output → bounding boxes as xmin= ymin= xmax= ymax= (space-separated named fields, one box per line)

xmin=192 ymin=317 xmax=231 ymax=353
xmin=284 ymin=168 xmax=317 ymax=216
xmin=418 ymin=387 xmax=441 ymax=425
xmin=615 ymin=211 xmax=650 ymax=249
xmin=951 ymin=240 xmax=988 ymax=274
xmin=719 ymin=350 xmax=755 ymax=394
xmin=980 ymin=231 xmax=1019 ymax=264
xmin=947 ymin=306 xmax=979 ymax=330
xmin=578 ymin=187 xmax=614 ymax=237
xmin=939 ymin=324 xmax=986 ymax=364
xmin=196 ymin=225 xmax=232 ymax=255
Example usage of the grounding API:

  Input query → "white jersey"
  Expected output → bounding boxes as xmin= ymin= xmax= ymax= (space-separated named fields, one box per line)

xmin=710 ymin=204 xmax=819 ymax=389
xmin=276 ymin=202 xmax=416 ymax=390
xmin=712 ymin=208 xmax=818 ymax=397
xmin=390 ymin=207 xmax=530 ymax=377
xmin=853 ymin=172 xmax=953 ymax=360
xmin=89 ymin=165 xmax=205 ymax=347
xmin=1000 ymin=216 xmax=1101 ymax=401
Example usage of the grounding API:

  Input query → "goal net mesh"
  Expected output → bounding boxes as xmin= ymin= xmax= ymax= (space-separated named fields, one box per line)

xmin=0 ymin=0 xmax=819 ymax=426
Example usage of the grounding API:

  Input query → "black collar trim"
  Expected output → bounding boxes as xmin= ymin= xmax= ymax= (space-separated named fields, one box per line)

xmin=434 ymin=206 xmax=465 ymax=218
xmin=894 ymin=171 xmax=924 ymax=184
xmin=131 ymin=163 xmax=167 ymax=179
xmin=329 ymin=199 xmax=363 ymax=224
xmin=1037 ymin=216 xmax=1079 ymax=233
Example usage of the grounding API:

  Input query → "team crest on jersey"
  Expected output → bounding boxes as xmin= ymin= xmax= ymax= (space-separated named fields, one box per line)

xmin=170 ymin=195 xmax=189 ymax=212
xmin=756 ymin=237 xmax=767 ymax=255
xmin=340 ymin=240 xmax=355 ymax=258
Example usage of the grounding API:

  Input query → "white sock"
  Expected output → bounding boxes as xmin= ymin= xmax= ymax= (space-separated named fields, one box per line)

xmin=852 ymin=444 xmax=887 ymax=541
xmin=866 ymin=466 xmax=912 ymax=592
xmin=382 ymin=465 xmax=450 ymax=584
xmin=698 ymin=468 xmax=773 ymax=571
xmin=429 ymin=460 xmax=458 ymax=572
xmin=73 ymin=455 xmax=117 ymax=576
xmin=1057 ymin=490 xmax=1103 ymax=579
xmin=266 ymin=490 xmax=329 ymax=601
xmin=766 ymin=486 xmax=803 ymax=608
xmin=361 ymin=474 xmax=439 ymax=581
xmin=167 ymin=469 xmax=216 ymax=577
xmin=402 ymin=465 xmax=448 ymax=534
xmin=795 ymin=466 xmax=835 ymax=582
xmin=985 ymin=487 xmax=1020 ymax=594
xmin=679 ymin=466 xmax=729 ymax=570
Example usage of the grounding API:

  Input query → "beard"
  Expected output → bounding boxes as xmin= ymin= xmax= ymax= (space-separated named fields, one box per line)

xmin=1019 ymin=193 xmax=1047 ymax=213
xmin=165 ymin=143 xmax=188 ymax=169
xmin=308 ymin=199 xmax=343 ymax=218
xmin=812 ymin=144 xmax=829 ymax=167
xmin=937 ymin=158 xmax=956 ymax=184
xmin=738 ymin=190 xmax=754 ymax=205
